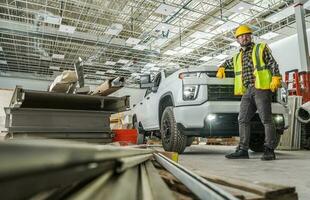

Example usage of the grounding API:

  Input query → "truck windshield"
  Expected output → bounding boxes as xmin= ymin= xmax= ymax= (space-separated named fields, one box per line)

xmin=182 ymin=71 xmax=235 ymax=78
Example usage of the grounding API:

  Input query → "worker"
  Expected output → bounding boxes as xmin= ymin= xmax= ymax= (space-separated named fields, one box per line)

xmin=216 ymin=25 xmax=282 ymax=161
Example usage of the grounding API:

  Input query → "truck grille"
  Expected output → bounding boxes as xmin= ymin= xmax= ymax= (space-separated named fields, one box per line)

xmin=207 ymin=85 xmax=277 ymax=102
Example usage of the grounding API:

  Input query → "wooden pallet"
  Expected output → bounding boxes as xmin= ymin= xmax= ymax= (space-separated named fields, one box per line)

xmin=157 ymin=168 xmax=297 ymax=200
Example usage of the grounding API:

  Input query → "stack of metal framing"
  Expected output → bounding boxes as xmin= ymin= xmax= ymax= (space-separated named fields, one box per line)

xmin=0 ymin=139 xmax=237 ymax=200
xmin=278 ymin=96 xmax=303 ymax=150
xmin=4 ymin=86 xmax=130 ymax=142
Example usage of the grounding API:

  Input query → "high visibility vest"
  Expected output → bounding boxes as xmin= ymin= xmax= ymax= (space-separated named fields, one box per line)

xmin=233 ymin=43 xmax=272 ymax=95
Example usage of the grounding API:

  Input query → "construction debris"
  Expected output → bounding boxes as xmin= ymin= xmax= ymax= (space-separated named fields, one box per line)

xmin=4 ymin=86 xmax=130 ymax=142
xmin=92 ymin=77 xmax=125 ymax=96
xmin=0 ymin=139 xmax=299 ymax=200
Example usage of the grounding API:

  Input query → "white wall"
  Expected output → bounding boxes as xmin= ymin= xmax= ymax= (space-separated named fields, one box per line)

xmin=0 ymin=89 xmax=13 ymax=131
xmin=269 ymin=29 xmax=310 ymax=74
xmin=0 ymin=76 xmax=51 ymax=91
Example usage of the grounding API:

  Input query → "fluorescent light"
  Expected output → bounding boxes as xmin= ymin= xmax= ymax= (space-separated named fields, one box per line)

xmin=178 ymin=47 xmax=194 ymax=54
xmin=40 ymin=55 xmax=52 ymax=61
xmin=105 ymin=23 xmax=123 ymax=35
xmin=187 ymin=43 xmax=200 ymax=48
xmin=212 ymin=21 xmax=238 ymax=34
xmin=96 ymin=71 xmax=105 ymax=75
xmin=0 ymin=47 xmax=3 ymax=51
xmin=228 ymin=2 xmax=253 ymax=13
xmin=264 ymin=6 xmax=294 ymax=23
xmin=155 ymin=4 xmax=177 ymax=15
xmin=106 ymin=69 xmax=116 ymax=74
xmin=43 ymin=14 xmax=62 ymax=25
xmin=260 ymin=32 xmax=279 ymax=40
xmin=154 ymin=23 xmax=175 ymax=32
xmin=49 ymin=66 xmax=60 ymax=70
xmin=0 ymin=60 xmax=7 ymax=64
xmin=84 ymin=61 xmax=93 ymax=65
xmin=215 ymin=54 xmax=229 ymax=60
xmin=199 ymin=56 xmax=213 ymax=61
xmin=145 ymin=63 xmax=156 ymax=68
xmin=189 ymin=31 xmax=213 ymax=39
xmin=126 ymin=37 xmax=141 ymax=45
xmin=150 ymin=67 xmax=160 ymax=71
xmin=133 ymin=44 xmax=147 ymax=50
xmin=163 ymin=50 xmax=177 ymax=55
xmin=174 ymin=46 xmax=183 ymax=51
xmin=105 ymin=61 xmax=116 ymax=65
xmin=193 ymin=39 xmax=209 ymax=45
xmin=229 ymin=41 xmax=239 ymax=47
xmin=52 ymin=54 xmax=65 ymax=59
xmin=152 ymin=38 xmax=168 ymax=47
xmin=59 ymin=25 xmax=76 ymax=33
xmin=117 ymin=59 xmax=130 ymax=64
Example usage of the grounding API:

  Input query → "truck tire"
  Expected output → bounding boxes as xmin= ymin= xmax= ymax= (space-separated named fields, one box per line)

xmin=249 ymin=130 xmax=282 ymax=152
xmin=160 ymin=106 xmax=187 ymax=154
xmin=186 ymin=136 xmax=194 ymax=146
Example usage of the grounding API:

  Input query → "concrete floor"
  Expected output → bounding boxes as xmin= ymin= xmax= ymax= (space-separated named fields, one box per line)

xmin=179 ymin=144 xmax=310 ymax=200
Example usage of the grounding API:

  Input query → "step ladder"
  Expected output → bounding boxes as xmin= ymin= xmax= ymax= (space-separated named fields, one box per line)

xmin=285 ymin=69 xmax=310 ymax=103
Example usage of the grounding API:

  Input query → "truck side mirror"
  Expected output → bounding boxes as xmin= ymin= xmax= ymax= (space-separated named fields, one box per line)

xmin=151 ymin=87 xmax=158 ymax=93
xmin=140 ymin=74 xmax=154 ymax=89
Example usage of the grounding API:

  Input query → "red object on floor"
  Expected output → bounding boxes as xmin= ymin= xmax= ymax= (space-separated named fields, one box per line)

xmin=112 ymin=129 xmax=138 ymax=145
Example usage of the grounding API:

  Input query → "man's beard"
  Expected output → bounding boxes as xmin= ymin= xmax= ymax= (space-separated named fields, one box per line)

xmin=240 ymin=40 xmax=251 ymax=47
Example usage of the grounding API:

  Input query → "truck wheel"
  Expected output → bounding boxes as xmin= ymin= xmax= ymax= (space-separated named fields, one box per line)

xmin=249 ymin=130 xmax=282 ymax=152
xmin=186 ymin=136 xmax=194 ymax=146
xmin=160 ymin=106 xmax=187 ymax=154
xmin=133 ymin=116 xmax=145 ymax=144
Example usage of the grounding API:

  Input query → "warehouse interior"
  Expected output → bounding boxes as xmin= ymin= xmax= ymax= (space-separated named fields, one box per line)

xmin=0 ymin=0 xmax=310 ymax=200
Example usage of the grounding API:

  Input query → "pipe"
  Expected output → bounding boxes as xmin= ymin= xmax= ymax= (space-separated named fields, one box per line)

xmin=297 ymin=101 xmax=310 ymax=123
xmin=154 ymin=153 xmax=238 ymax=200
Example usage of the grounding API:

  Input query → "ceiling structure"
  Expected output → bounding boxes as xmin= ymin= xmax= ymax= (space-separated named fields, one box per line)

xmin=0 ymin=0 xmax=309 ymax=85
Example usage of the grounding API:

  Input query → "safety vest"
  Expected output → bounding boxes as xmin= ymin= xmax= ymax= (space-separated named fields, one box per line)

xmin=233 ymin=43 xmax=272 ymax=95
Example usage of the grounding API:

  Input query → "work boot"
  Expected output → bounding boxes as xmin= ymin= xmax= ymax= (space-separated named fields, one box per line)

xmin=261 ymin=146 xmax=276 ymax=161
xmin=225 ymin=147 xmax=249 ymax=159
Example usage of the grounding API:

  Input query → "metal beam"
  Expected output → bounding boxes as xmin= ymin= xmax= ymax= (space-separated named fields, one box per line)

xmin=294 ymin=0 xmax=310 ymax=72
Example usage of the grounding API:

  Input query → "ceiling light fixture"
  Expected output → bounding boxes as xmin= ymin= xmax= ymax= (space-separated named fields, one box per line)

xmin=215 ymin=54 xmax=229 ymax=60
xmin=105 ymin=61 xmax=116 ymax=65
xmin=260 ymin=32 xmax=279 ymax=40
xmin=49 ymin=66 xmax=60 ymax=70
xmin=96 ymin=71 xmax=105 ymax=75
xmin=52 ymin=54 xmax=65 ymax=59
xmin=106 ymin=69 xmax=116 ymax=74
xmin=199 ymin=56 xmax=213 ymax=61
xmin=59 ymin=25 xmax=76 ymax=34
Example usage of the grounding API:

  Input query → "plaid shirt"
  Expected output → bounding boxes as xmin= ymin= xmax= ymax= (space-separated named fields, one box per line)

xmin=221 ymin=42 xmax=280 ymax=88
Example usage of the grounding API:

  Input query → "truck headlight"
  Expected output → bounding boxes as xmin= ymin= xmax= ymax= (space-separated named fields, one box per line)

xmin=183 ymin=85 xmax=199 ymax=100
xmin=207 ymin=114 xmax=216 ymax=121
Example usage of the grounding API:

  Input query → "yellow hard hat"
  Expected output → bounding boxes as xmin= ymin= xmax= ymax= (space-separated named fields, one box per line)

xmin=235 ymin=25 xmax=252 ymax=38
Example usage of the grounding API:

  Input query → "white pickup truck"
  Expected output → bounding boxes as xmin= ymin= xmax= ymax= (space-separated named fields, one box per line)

xmin=132 ymin=67 xmax=289 ymax=153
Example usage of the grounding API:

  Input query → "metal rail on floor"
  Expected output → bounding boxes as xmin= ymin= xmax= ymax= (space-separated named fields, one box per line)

xmin=154 ymin=153 xmax=239 ymax=200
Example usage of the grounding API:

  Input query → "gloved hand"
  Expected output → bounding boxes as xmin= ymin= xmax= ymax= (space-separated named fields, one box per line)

xmin=270 ymin=76 xmax=282 ymax=92
xmin=216 ymin=67 xmax=226 ymax=79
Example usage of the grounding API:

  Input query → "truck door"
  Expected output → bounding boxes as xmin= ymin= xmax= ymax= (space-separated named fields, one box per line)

xmin=144 ymin=73 xmax=162 ymax=129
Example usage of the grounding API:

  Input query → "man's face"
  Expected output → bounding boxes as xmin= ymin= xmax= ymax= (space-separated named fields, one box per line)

xmin=237 ymin=33 xmax=252 ymax=47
